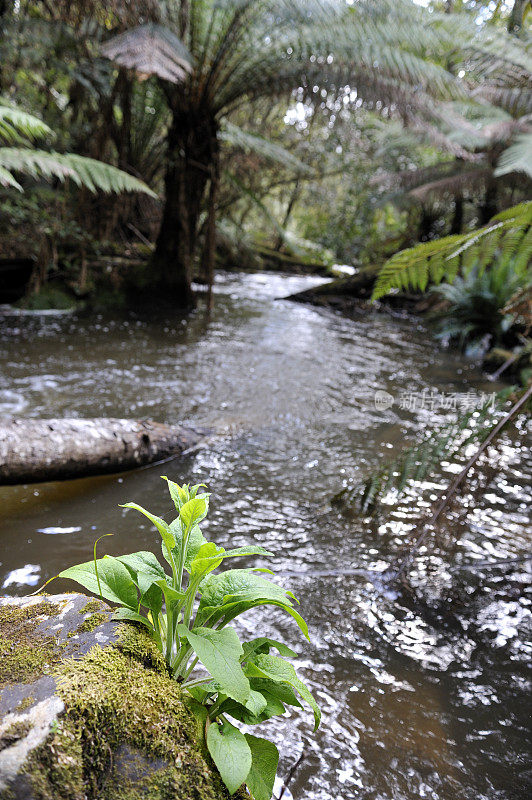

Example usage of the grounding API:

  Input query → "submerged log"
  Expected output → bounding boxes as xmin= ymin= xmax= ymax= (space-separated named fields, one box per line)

xmin=0 ymin=418 xmax=201 ymax=485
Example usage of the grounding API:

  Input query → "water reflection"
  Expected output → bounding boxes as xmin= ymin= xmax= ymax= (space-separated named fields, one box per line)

xmin=0 ymin=272 xmax=530 ymax=800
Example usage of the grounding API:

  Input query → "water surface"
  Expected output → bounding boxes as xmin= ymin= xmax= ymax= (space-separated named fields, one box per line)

xmin=0 ymin=272 xmax=530 ymax=800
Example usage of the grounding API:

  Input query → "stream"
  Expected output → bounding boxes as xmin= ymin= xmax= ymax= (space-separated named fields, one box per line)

xmin=0 ymin=272 xmax=530 ymax=800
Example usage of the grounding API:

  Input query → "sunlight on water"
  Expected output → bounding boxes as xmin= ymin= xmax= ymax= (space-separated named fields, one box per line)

xmin=0 ymin=272 xmax=530 ymax=800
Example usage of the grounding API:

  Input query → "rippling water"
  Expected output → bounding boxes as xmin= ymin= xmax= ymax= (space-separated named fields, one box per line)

xmin=0 ymin=272 xmax=530 ymax=800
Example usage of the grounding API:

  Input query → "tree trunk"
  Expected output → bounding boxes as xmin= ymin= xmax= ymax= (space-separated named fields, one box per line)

xmin=151 ymin=111 xmax=219 ymax=309
xmin=480 ymin=179 xmax=498 ymax=225
xmin=0 ymin=418 xmax=201 ymax=485
xmin=450 ymin=195 xmax=463 ymax=234
xmin=508 ymin=0 xmax=528 ymax=34
xmin=201 ymin=147 xmax=220 ymax=313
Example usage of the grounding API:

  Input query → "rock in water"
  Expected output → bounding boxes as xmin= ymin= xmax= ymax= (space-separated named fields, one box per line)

xmin=0 ymin=594 xmax=234 ymax=800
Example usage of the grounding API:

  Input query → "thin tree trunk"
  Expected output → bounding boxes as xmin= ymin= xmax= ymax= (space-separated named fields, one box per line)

xmin=275 ymin=179 xmax=300 ymax=252
xmin=202 ymin=145 xmax=220 ymax=313
xmin=508 ymin=0 xmax=528 ymax=34
xmin=480 ymin=179 xmax=498 ymax=225
xmin=450 ymin=195 xmax=463 ymax=234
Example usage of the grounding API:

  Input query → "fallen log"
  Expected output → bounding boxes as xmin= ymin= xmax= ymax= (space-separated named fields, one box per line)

xmin=0 ymin=418 xmax=201 ymax=485
xmin=285 ymin=265 xmax=431 ymax=315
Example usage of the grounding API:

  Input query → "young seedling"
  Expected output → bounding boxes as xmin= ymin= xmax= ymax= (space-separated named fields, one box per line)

xmin=43 ymin=478 xmax=319 ymax=800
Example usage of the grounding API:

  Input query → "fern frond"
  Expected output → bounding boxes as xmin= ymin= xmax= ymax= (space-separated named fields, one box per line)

xmin=372 ymin=202 xmax=532 ymax=300
xmin=219 ymin=120 xmax=311 ymax=174
xmin=0 ymin=102 xmax=52 ymax=144
xmin=495 ymin=133 xmax=532 ymax=179
xmin=334 ymin=389 xmax=515 ymax=515
xmin=101 ymin=23 xmax=193 ymax=83
xmin=0 ymin=148 xmax=157 ymax=196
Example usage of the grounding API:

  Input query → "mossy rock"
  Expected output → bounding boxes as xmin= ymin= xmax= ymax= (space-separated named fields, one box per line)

xmin=0 ymin=594 xmax=237 ymax=800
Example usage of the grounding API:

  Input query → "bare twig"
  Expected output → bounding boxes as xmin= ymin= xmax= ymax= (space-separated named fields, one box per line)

xmin=277 ymin=747 xmax=308 ymax=800
xmin=390 ymin=383 xmax=532 ymax=581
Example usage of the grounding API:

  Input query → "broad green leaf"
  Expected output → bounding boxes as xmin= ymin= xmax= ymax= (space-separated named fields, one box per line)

xmin=245 ymin=688 xmax=267 ymax=716
xmin=113 ymin=607 xmax=154 ymax=631
xmin=242 ymin=638 xmax=298 ymax=661
xmin=162 ymin=476 xmax=190 ymax=511
xmin=250 ymin=678 xmax=302 ymax=708
xmin=120 ymin=502 xmax=176 ymax=551
xmin=164 ymin=523 xmax=207 ymax=572
xmin=244 ymin=734 xmax=279 ymax=800
xmin=189 ymin=542 xmax=226 ymax=582
xmin=139 ymin=582 xmax=163 ymax=618
xmin=219 ymin=687 xmax=281 ymax=726
xmin=219 ymin=677 xmax=301 ymax=724
xmin=190 ymin=545 xmax=274 ymax=585
xmin=245 ymin=655 xmax=321 ymax=730
xmin=155 ymin=580 xmax=186 ymax=611
xmin=178 ymin=625 xmax=250 ymax=705
xmin=198 ymin=570 xmax=283 ymax=608
xmin=206 ymin=718 xmax=251 ymax=795
xmin=222 ymin=546 xmax=273 ymax=559
xmin=59 ymin=558 xmax=138 ymax=609
xmin=114 ymin=551 xmax=167 ymax=582
xmin=197 ymin=571 xmax=309 ymax=639
xmin=180 ymin=496 xmax=209 ymax=533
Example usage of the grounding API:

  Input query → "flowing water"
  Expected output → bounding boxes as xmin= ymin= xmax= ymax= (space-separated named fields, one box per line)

xmin=0 ymin=272 xmax=530 ymax=800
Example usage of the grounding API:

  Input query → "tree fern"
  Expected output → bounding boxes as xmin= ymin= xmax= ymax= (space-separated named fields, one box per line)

xmin=0 ymin=101 xmax=156 ymax=196
xmin=495 ymin=133 xmax=532 ymax=179
xmin=372 ymin=202 xmax=532 ymax=300
xmin=219 ymin=121 xmax=311 ymax=174
xmin=0 ymin=102 xmax=52 ymax=144
xmin=333 ymin=388 xmax=516 ymax=515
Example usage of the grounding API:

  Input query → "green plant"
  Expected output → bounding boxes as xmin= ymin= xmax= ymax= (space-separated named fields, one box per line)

xmin=39 ymin=479 xmax=319 ymax=800
xmin=431 ymin=262 xmax=527 ymax=355
xmin=372 ymin=201 xmax=532 ymax=300
xmin=0 ymin=100 xmax=156 ymax=196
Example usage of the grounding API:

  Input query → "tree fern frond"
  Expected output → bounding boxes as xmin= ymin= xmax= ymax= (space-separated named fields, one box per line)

xmin=334 ymin=389 xmax=514 ymax=515
xmin=0 ymin=164 xmax=22 ymax=190
xmin=495 ymin=133 xmax=532 ymax=179
xmin=0 ymin=102 xmax=52 ymax=144
xmin=219 ymin=120 xmax=311 ymax=174
xmin=101 ymin=23 xmax=193 ymax=83
xmin=0 ymin=148 xmax=157 ymax=196
xmin=372 ymin=202 xmax=532 ymax=300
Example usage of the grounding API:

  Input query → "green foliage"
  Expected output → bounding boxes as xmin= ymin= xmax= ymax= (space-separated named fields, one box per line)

xmin=495 ymin=132 xmax=532 ymax=179
xmin=431 ymin=261 xmax=528 ymax=355
xmin=0 ymin=100 xmax=156 ymax=196
xmin=334 ymin=389 xmax=514 ymax=514
xmin=372 ymin=202 xmax=532 ymax=300
xmin=42 ymin=479 xmax=318 ymax=799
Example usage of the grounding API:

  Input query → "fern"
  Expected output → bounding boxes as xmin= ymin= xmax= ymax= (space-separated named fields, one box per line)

xmin=0 ymin=101 xmax=52 ymax=144
xmin=0 ymin=148 xmax=157 ymax=196
xmin=0 ymin=100 xmax=156 ymax=197
xmin=372 ymin=202 xmax=532 ymax=300
xmin=495 ymin=133 xmax=532 ymax=179
xmin=219 ymin=120 xmax=311 ymax=174
xmin=101 ymin=23 xmax=193 ymax=83
xmin=333 ymin=389 xmax=515 ymax=515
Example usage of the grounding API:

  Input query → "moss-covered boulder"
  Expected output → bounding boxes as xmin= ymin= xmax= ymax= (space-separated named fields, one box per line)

xmin=0 ymin=594 xmax=234 ymax=800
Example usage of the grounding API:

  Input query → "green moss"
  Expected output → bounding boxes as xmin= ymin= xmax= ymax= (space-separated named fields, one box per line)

xmin=75 ymin=613 xmax=108 ymax=635
xmin=0 ymin=602 xmax=65 ymax=690
xmin=15 ymin=694 xmax=35 ymax=712
xmin=20 ymin=624 xmax=233 ymax=800
xmin=79 ymin=600 xmax=105 ymax=615
xmin=0 ymin=720 xmax=31 ymax=752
